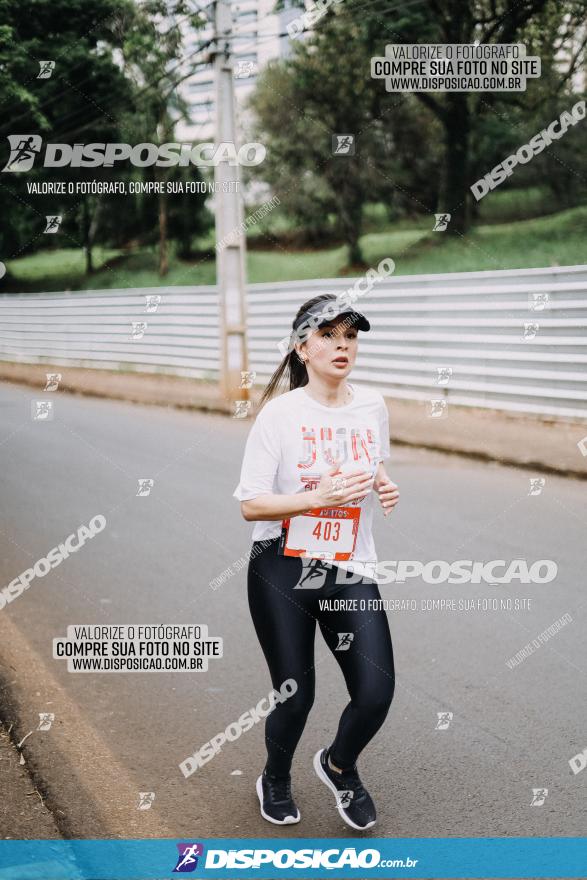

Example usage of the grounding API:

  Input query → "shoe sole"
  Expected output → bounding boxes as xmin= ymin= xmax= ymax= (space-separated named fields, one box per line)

xmin=312 ymin=749 xmax=376 ymax=831
xmin=256 ymin=775 xmax=301 ymax=825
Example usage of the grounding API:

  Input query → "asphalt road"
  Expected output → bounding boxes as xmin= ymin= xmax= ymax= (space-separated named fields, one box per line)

xmin=0 ymin=380 xmax=585 ymax=843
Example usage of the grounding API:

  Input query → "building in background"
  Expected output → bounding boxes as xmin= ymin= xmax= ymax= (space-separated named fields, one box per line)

xmin=176 ymin=0 xmax=299 ymax=142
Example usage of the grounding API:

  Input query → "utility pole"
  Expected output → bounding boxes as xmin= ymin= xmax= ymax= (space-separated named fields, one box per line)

xmin=212 ymin=0 xmax=249 ymax=410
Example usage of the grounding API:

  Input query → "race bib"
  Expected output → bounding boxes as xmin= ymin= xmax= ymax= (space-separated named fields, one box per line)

xmin=279 ymin=507 xmax=361 ymax=561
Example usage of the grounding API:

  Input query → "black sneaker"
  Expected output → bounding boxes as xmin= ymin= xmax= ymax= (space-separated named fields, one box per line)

xmin=256 ymin=770 xmax=301 ymax=825
xmin=313 ymin=747 xmax=376 ymax=830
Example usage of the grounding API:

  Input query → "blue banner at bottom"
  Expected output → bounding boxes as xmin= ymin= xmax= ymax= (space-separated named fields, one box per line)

xmin=0 ymin=838 xmax=585 ymax=879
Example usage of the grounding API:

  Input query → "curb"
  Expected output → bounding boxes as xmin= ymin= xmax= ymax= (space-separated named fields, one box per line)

xmin=0 ymin=716 xmax=62 ymax=839
xmin=1 ymin=361 xmax=586 ymax=479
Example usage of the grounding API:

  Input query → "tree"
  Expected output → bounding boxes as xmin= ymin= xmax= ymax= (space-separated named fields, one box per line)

xmin=0 ymin=0 xmax=137 ymax=268
xmin=249 ymin=12 xmax=441 ymax=265
xmin=119 ymin=0 xmax=208 ymax=275
xmin=0 ymin=0 xmax=214 ymax=282
xmin=346 ymin=0 xmax=586 ymax=234
xmin=266 ymin=0 xmax=586 ymax=238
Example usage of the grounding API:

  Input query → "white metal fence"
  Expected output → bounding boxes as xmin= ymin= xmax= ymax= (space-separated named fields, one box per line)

xmin=1 ymin=264 xmax=586 ymax=419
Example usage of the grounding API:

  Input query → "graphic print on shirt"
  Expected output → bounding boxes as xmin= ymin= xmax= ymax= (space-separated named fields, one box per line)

xmin=298 ymin=425 xmax=377 ymax=469
xmin=297 ymin=424 xmax=378 ymax=506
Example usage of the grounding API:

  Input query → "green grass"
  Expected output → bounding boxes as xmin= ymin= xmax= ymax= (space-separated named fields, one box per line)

xmin=4 ymin=246 xmax=120 ymax=292
xmin=83 ymin=249 xmax=217 ymax=289
xmin=247 ymin=226 xmax=430 ymax=283
xmin=384 ymin=204 xmax=587 ymax=275
xmin=476 ymin=185 xmax=553 ymax=224
xmin=4 ymin=202 xmax=586 ymax=292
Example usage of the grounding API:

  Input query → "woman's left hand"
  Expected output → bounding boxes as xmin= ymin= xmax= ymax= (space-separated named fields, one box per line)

xmin=375 ymin=472 xmax=400 ymax=517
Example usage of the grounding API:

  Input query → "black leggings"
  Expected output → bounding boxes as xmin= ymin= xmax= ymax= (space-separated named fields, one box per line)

xmin=247 ymin=538 xmax=395 ymax=777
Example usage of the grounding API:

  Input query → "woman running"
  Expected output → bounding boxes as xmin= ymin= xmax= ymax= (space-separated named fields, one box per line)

xmin=233 ymin=293 xmax=400 ymax=831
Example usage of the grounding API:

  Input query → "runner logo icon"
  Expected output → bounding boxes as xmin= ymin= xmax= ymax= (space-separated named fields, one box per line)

xmin=530 ymin=788 xmax=548 ymax=806
xmin=338 ymin=790 xmax=354 ymax=808
xmin=435 ymin=711 xmax=453 ymax=730
xmin=173 ymin=843 xmax=204 ymax=872
xmin=294 ymin=558 xmax=329 ymax=589
xmin=335 ymin=632 xmax=354 ymax=651
xmin=3 ymin=135 xmax=42 ymax=171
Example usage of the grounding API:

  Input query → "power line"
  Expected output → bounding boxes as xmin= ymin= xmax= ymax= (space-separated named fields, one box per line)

xmin=2 ymin=37 xmax=216 ymax=146
xmin=1 ymin=0 xmax=421 ymax=147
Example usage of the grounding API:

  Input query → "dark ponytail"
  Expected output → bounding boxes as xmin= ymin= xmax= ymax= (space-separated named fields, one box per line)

xmin=258 ymin=293 xmax=338 ymax=409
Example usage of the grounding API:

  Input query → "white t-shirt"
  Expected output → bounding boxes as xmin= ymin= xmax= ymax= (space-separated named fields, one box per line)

xmin=233 ymin=383 xmax=391 ymax=575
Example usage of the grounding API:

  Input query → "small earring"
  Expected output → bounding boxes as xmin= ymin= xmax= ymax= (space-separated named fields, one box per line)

xmin=297 ymin=353 xmax=306 ymax=364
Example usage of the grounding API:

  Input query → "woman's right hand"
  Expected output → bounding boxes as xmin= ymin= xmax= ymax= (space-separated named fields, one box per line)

xmin=312 ymin=461 xmax=375 ymax=508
